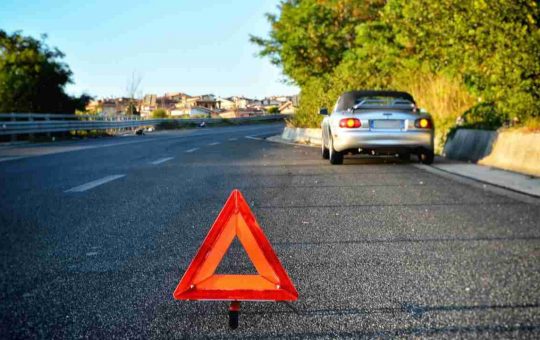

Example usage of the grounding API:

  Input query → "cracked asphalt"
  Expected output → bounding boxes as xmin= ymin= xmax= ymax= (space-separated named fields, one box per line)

xmin=1 ymin=123 xmax=539 ymax=339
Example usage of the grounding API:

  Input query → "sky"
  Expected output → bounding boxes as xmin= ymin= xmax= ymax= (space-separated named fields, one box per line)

xmin=1 ymin=0 xmax=298 ymax=99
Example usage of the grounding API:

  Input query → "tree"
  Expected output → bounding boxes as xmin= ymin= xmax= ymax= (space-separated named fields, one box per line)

xmin=383 ymin=0 xmax=540 ymax=121
xmin=125 ymin=71 xmax=142 ymax=115
xmin=0 ymin=30 xmax=91 ymax=113
xmin=252 ymin=0 xmax=540 ymax=135
xmin=250 ymin=0 xmax=386 ymax=87
xmin=125 ymin=101 xmax=139 ymax=116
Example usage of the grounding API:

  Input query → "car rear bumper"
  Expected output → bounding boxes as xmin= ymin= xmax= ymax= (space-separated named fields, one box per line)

xmin=332 ymin=130 xmax=434 ymax=152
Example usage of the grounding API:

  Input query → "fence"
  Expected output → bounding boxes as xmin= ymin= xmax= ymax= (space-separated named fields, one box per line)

xmin=0 ymin=113 xmax=287 ymax=138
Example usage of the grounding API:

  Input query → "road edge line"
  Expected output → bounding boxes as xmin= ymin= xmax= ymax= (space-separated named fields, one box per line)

xmin=413 ymin=164 xmax=540 ymax=204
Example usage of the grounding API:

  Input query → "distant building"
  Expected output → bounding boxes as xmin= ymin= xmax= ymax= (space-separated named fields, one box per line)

xmin=97 ymin=97 xmax=135 ymax=116
xmin=217 ymin=97 xmax=236 ymax=111
xmin=141 ymin=94 xmax=157 ymax=117
xmin=174 ymin=94 xmax=220 ymax=116
xmin=164 ymin=92 xmax=191 ymax=101
xmin=89 ymin=92 xmax=298 ymax=118
xmin=262 ymin=97 xmax=281 ymax=107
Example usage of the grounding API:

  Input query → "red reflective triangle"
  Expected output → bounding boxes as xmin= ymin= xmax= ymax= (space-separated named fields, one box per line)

xmin=173 ymin=189 xmax=298 ymax=301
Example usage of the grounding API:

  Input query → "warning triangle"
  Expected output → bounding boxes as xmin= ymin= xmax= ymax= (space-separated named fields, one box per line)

xmin=173 ymin=190 xmax=298 ymax=301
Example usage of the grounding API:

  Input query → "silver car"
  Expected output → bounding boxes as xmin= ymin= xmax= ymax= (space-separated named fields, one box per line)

xmin=320 ymin=90 xmax=434 ymax=165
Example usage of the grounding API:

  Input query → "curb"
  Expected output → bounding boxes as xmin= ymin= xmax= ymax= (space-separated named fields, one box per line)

xmin=415 ymin=164 xmax=540 ymax=202
xmin=266 ymin=135 xmax=318 ymax=148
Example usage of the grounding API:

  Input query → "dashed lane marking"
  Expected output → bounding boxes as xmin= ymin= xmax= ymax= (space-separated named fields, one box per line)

xmin=0 ymin=156 xmax=23 ymax=163
xmin=65 ymin=175 xmax=126 ymax=193
xmin=151 ymin=157 xmax=174 ymax=165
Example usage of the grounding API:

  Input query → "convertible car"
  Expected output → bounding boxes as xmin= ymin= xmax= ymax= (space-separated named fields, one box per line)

xmin=320 ymin=90 xmax=434 ymax=165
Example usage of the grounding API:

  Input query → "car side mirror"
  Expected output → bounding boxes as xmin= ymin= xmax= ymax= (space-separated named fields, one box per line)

xmin=319 ymin=108 xmax=329 ymax=115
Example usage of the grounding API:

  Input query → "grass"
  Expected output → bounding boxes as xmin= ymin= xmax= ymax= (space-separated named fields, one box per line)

xmin=504 ymin=116 xmax=540 ymax=133
xmin=398 ymin=72 xmax=476 ymax=153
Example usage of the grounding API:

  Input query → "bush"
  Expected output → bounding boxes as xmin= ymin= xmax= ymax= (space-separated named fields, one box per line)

xmin=252 ymin=0 xmax=540 ymax=146
xmin=459 ymin=103 xmax=507 ymax=131
xmin=267 ymin=106 xmax=280 ymax=114
xmin=151 ymin=109 xmax=168 ymax=118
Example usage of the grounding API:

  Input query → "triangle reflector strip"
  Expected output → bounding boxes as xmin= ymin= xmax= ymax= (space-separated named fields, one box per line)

xmin=173 ymin=190 xmax=298 ymax=301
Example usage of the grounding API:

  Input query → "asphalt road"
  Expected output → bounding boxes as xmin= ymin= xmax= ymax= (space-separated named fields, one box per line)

xmin=1 ymin=123 xmax=539 ymax=339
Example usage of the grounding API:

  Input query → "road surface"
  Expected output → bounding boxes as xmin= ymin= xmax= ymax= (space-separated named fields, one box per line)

xmin=1 ymin=123 xmax=539 ymax=338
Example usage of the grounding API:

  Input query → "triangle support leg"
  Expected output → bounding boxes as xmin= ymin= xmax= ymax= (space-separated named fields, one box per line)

xmin=228 ymin=301 xmax=241 ymax=329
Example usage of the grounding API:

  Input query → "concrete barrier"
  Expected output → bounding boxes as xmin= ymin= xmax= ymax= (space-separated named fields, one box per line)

xmin=281 ymin=127 xmax=322 ymax=146
xmin=443 ymin=129 xmax=498 ymax=162
xmin=479 ymin=131 xmax=540 ymax=176
xmin=444 ymin=129 xmax=540 ymax=177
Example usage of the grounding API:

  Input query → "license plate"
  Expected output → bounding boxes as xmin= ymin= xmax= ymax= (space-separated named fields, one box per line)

xmin=371 ymin=120 xmax=403 ymax=129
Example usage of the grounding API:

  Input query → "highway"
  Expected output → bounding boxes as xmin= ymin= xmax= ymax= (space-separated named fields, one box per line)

xmin=1 ymin=123 xmax=539 ymax=338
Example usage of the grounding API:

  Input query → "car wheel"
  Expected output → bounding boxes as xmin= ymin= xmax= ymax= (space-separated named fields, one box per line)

xmin=329 ymin=135 xmax=343 ymax=165
xmin=321 ymin=136 xmax=330 ymax=159
xmin=418 ymin=149 xmax=434 ymax=165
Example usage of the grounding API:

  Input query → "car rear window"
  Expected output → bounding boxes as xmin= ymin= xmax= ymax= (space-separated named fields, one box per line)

xmin=336 ymin=91 xmax=415 ymax=111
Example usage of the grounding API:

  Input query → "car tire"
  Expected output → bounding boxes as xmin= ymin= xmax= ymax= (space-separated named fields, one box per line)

xmin=418 ymin=149 xmax=434 ymax=165
xmin=321 ymin=138 xmax=330 ymax=159
xmin=329 ymin=136 xmax=343 ymax=165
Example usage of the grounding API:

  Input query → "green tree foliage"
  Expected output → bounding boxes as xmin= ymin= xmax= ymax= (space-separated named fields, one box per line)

xmin=252 ymin=0 xmax=540 ymax=137
xmin=250 ymin=0 xmax=385 ymax=87
xmin=384 ymin=0 xmax=540 ymax=121
xmin=0 ymin=30 xmax=91 ymax=113
xmin=267 ymin=106 xmax=280 ymax=114
xmin=151 ymin=108 xmax=168 ymax=118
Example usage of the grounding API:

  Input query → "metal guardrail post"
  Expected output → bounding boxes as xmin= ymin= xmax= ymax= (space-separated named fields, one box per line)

xmin=28 ymin=115 xmax=35 ymax=141
xmin=10 ymin=113 xmax=16 ymax=142
xmin=46 ymin=115 xmax=51 ymax=138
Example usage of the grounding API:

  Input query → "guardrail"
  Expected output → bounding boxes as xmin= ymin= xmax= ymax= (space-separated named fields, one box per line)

xmin=0 ymin=113 xmax=287 ymax=137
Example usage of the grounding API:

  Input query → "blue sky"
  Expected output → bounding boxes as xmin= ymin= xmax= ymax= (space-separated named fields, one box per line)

xmin=1 ymin=0 xmax=298 ymax=99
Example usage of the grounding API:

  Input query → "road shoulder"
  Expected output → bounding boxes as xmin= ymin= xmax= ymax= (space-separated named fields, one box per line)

xmin=420 ymin=159 xmax=540 ymax=198
xmin=267 ymin=133 xmax=540 ymax=199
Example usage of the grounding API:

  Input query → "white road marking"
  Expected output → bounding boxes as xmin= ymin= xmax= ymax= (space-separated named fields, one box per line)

xmin=245 ymin=136 xmax=262 ymax=140
xmin=185 ymin=148 xmax=199 ymax=153
xmin=151 ymin=157 xmax=174 ymax=165
xmin=65 ymin=175 xmax=126 ymax=193
xmin=208 ymin=142 xmax=220 ymax=146
xmin=0 ymin=156 xmax=23 ymax=163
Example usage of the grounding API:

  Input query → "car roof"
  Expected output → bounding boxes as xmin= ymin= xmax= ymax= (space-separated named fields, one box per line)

xmin=337 ymin=90 xmax=415 ymax=111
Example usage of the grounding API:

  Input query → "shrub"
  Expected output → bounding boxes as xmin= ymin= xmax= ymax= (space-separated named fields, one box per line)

xmin=267 ymin=106 xmax=280 ymax=114
xmin=459 ymin=103 xmax=507 ymax=131
xmin=151 ymin=109 xmax=168 ymax=118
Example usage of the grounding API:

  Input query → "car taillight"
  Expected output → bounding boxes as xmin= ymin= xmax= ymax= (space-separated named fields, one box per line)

xmin=339 ymin=118 xmax=361 ymax=128
xmin=415 ymin=118 xmax=432 ymax=129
